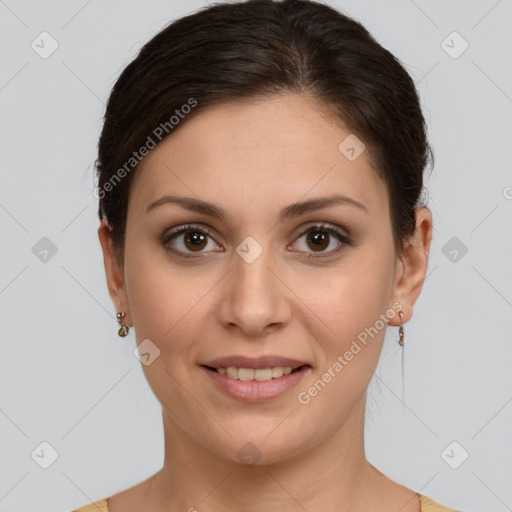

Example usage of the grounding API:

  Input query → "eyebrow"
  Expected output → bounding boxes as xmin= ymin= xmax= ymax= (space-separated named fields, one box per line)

xmin=146 ymin=193 xmax=369 ymax=220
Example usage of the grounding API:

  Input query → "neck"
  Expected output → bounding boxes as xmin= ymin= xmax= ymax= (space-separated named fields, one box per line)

xmin=147 ymin=393 xmax=385 ymax=512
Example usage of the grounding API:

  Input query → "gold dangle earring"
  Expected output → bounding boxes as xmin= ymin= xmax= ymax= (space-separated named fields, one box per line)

xmin=117 ymin=312 xmax=130 ymax=337
xmin=398 ymin=310 xmax=406 ymax=400
xmin=398 ymin=311 xmax=404 ymax=346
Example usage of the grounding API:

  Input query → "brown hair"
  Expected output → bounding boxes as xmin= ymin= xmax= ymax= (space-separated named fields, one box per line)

xmin=96 ymin=0 xmax=433 ymax=263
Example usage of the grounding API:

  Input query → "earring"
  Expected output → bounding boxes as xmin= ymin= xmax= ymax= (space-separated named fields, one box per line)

xmin=117 ymin=312 xmax=129 ymax=337
xmin=398 ymin=311 xmax=404 ymax=347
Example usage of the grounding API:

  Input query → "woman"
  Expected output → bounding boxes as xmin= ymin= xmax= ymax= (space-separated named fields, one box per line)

xmin=73 ymin=0 xmax=458 ymax=510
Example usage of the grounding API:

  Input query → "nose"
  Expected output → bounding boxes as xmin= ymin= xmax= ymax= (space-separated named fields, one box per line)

xmin=217 ymin=241 xmax=292 ymax=338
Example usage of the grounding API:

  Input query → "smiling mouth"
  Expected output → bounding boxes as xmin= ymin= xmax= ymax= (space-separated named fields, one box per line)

xmin=202 ymin=365 xmax=310 ymax=382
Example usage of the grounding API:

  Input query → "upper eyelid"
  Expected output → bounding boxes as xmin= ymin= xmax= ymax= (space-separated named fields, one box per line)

xmin=163 ymin=223 xmax=217 ymax=242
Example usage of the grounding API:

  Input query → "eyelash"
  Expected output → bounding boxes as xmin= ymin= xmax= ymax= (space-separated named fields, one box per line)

xmin=162 ymin=223 xmax=352 ymax=260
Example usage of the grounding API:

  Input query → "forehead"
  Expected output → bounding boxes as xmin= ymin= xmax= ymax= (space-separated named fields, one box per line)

xmin=129 ymin=93 xmax=387 ymax=220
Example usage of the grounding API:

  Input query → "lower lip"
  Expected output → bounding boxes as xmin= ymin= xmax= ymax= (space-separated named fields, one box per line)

xmin=201 ymin=365 xmax=310 ymax=402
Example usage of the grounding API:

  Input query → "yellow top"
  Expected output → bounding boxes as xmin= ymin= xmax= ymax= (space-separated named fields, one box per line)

xmin=71 ymin=493 xmax=460 ymax=511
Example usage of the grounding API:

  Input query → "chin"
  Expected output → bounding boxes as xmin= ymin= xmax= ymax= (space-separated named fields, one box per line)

xmin=205 ymin=429 xmax=311 ymax=468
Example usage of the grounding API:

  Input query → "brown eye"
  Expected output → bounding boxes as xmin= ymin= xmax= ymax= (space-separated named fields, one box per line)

xmin=162 ymin=223 xmax=350 ymax=260
xmin=291 ymin=224 xmax=351 ymax=258
xmin=305 ymin=230 xmax=330 ymax=252
xmin=163 ymin=224 xmax=222 ymax=258
xmin=182 ymin=230 xmax=208 ymax=251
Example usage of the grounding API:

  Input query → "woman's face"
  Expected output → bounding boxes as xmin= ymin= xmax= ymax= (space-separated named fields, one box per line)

xmin=100 ymin=93 xmax=431 ymax=464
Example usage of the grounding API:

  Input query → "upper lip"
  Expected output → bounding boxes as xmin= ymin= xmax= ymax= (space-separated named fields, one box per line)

xmin=201 ymin=355 xmax=310 ymax=369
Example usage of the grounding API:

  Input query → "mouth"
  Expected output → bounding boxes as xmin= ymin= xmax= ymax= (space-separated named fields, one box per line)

xmin=200 ymin=362 xmax=311 ymax=402
xmin=201 ymin=364 xmax=310 ymax=382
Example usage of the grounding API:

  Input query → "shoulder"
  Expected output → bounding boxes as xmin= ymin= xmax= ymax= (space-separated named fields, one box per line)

xmin=419 ymin=494 xmax=460 ymax=512
xmin=70 ymin=494 xmax=459 ymax=512
xmin=71 ymin=497 xmax=110 ymax=512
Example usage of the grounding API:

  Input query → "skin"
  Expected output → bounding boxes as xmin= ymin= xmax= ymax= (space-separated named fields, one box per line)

xmin=99 ymin=93 xmax=432 ymax=512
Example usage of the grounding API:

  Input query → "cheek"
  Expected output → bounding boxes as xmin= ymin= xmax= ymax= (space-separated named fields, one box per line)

xmin=123 ymin=248 xmax=214 ymax=408
xmin=299 ymin=248 xmax=397 ymax=402
xmin=293 ymin=264 xmax=394 ymax=421
xmin=304 ymin=247 xmax=395 ymax=341
xmin=124 ymin=245 xmax=216 ymax=355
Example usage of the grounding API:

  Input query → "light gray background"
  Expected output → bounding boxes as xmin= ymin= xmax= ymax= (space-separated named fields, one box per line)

xmin=1 ymin=1 xmax=511 ymax=511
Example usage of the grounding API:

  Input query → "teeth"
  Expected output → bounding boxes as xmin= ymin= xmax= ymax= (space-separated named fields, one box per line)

xmin=216 ymin=366 xmax=295 ymax=381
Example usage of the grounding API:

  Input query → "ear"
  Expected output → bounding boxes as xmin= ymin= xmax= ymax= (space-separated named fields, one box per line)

xmin=389 ymin=207 xmax=433 ymax=326
xmin=98 ymin=219 xmax=132 ymax=326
